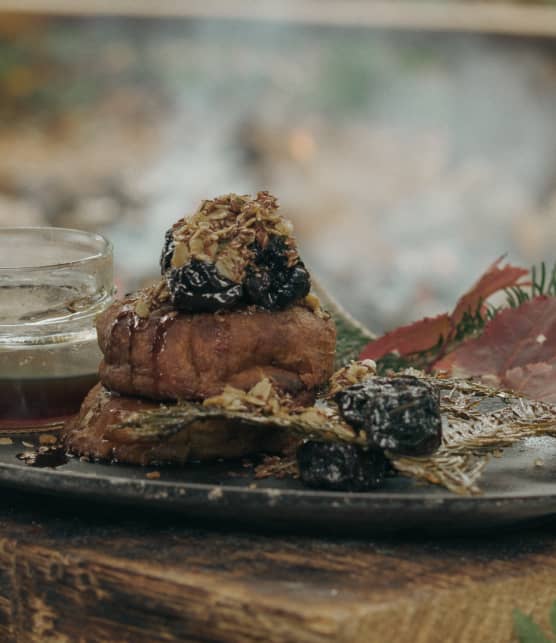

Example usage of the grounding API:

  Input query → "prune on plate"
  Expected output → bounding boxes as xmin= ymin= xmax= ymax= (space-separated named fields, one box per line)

xmin=160 ymin=228 xmax=175 ymax=274
xmin=335 ymin=376 xmax=442 ymax=456
xmin=244 ymin=236 xmax=311 ymax=309
xmin=297 ymin=440 xmax=388 ymax=491
xmin=167 ymin=259 xmax=244 ymax=313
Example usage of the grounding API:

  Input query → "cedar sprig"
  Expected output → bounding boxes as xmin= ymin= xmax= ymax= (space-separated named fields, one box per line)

xmin=505 ymin=261 xmax=556 ymax=308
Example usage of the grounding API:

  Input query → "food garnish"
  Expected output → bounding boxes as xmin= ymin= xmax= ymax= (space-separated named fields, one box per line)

xmin=160 ymin=191 xmax=310 ymax=312
xmin=112 ymin=365 xmax=556 ymax=495
xmin=361 ymin=259 xmax=556 ymax=403
xmin=297 ymin=441 xmax=388 ymax=492
xmin=335 ymin=376 xmax=442 ymax=456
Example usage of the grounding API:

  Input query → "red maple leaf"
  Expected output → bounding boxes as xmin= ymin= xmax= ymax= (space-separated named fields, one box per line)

xmin=434 ymin=296 xmax=556 ymax=402
xmin=358 ymin=259 xmax=556 ymax=401
xmin=449 ymin=257 xmax=529 ymax=328
xmin=359 ymin=258 xmax=528 ymax=363
xmin=359 ymin=314 xmax=451 ymax=362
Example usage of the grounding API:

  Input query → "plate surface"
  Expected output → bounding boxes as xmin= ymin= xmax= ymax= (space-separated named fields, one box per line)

xmin=1 ymin=287 xmax=554 ymax=534
xmin=0 ymin=435 xmax=554 ymax=533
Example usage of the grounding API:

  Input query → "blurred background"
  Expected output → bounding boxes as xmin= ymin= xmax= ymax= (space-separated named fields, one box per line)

xmin=1 ymin=2 xmax=556 ymax=333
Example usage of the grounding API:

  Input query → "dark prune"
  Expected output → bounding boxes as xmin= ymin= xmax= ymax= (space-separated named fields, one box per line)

xmin=167 ymin=259 xmax=243 ymax=313
xmin=244 ymin=263 xmax=310 ymax=309
xmin=335 ymin=376 xmax=442 ymax=456
xmin=244 ymin=236 xmax=311 ymax=309
xmin=297 ymin=441 xmax=387 ymax=491
xmin=160 ymin=228 xmax=175 ymax=274
xmin=251 ymin=235 xmax=289 ymax=269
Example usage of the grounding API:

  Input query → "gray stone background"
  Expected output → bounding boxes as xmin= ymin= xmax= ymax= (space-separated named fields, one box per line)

xmin=1 ymin=16 xmax=555 ymax=333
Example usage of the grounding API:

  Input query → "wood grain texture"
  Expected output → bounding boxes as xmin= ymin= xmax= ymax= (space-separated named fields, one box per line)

xmin=3 ymin=2 xmax=556 ymax=39
xmin=0 ymin=491 xmax=553 ymax=642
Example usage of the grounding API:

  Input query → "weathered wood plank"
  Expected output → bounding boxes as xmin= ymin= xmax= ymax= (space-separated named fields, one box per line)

xmin=0 ymin=490 xmax=553 ymax=642
xmin=4 ymin=2 xmax=556 ymax=40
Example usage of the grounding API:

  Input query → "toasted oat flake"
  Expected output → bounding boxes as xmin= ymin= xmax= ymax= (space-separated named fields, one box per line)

xmin=39 ymin=434 xmax=57 ymax=446
xmin=204 ymin=378 xmax=294 ymax=416
xmin=166 ymin=192 xmax=301 ymax=284
xmin=302 ymin=293 xmax=329 ymax=319
xmin=134 ymin=299 xmax=151 ymax=319
xmin=304 ymin=293 xmax=321 ymax=312
xmin=171 ymin=242 xmax=190 ymax=268
xmin=208 ymin=487 xmax=223 ymax=500
xmin=327 ymin=359 xmax=377 ymax=396
xmin=249 ymin=378 xmax=273 ymax=401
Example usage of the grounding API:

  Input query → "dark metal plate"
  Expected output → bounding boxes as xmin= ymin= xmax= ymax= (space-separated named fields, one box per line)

xmin=0 ymin=435 xmax=554 ymax=533
xmin=1 ymin=287 xmax=553 ymax=533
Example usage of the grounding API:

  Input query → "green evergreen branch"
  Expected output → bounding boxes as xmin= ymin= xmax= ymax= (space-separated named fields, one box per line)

xmin=505 ymin=261 xmax=556 ymax=309
xmin=452 ymin=307 xmax=487 ymax=341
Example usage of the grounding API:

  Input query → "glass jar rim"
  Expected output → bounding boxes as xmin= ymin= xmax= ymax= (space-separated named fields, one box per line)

xmin=0 ymin=227 xmax=112 ymax=272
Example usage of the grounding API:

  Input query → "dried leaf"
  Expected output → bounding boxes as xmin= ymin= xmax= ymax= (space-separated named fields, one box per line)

xmin=390 ymin=376 xmax=556 ymax=495
xmin=113 ymin=398 xmax=358 ymax=445
xmin=436 ymin=296 xmax=556 ymax=403
xmin=450 ymin=256 xmax=528 ymax=327
xmin=360 ymin=314 xmax=451 ymax=361
xmin=114 ymin=371 xmax=556 ymax=496
xmin=359 ymin=258 xmax=527 ymax=363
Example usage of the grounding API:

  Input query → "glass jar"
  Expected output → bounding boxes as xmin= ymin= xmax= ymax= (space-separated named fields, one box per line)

xmin=0 ymin=227 xmax=113 ymax=430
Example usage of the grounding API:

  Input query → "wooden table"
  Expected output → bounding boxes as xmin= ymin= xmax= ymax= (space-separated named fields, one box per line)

xmin=0 ymin=490 xmax=554 ymax=642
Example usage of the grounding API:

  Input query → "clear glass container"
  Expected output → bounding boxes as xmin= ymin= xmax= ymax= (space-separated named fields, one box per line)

xmin=0 ymin=227 xmax=113 ymax=430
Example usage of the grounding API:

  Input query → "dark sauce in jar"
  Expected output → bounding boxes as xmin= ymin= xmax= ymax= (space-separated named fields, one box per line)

xmin=0 ymin=373 xmax=98 ymax=429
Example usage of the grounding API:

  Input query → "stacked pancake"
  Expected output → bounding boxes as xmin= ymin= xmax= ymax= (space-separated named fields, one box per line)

xmin=64 ymin=192 xmax=337 ymax=465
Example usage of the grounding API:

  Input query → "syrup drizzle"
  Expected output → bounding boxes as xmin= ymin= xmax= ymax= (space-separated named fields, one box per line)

xmin=106 ymin=300 xmax=175 ymax=399
xmin=17 ymin=446 xmax=69 ymax=468
xmin=151 ymin=313 xmax=175 ymax=398
xmin=105 ymin=304 xmax=134 ymax=364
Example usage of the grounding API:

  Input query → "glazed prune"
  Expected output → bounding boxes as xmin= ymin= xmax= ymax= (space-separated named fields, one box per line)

xmin=335 ymin=376 xmax=442 ymax=456
xmin=160 ymin=228 xmax=175 ymax=274
xmin=167 ymin=259 xmax=243 ymax=313
xmin=244 ymin=236 xmax=310 ymax=309
xmin=297 ymin=441 xmax=387 ymax=491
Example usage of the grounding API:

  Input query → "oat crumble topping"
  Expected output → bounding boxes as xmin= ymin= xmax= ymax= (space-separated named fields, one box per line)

xmin=168 ymin=191 xmax=300 ymax=283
